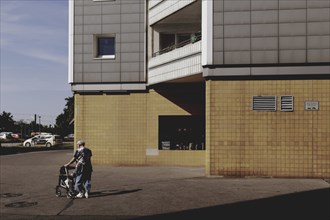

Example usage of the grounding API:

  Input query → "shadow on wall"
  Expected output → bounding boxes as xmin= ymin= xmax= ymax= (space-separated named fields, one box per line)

xmin=133 ymin=188 xmax=330 ymax=220
xmin=153 ymin=83 xmax=205 ymax=115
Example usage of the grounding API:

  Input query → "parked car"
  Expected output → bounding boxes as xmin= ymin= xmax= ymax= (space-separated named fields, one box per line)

xmin=11 ymin=133 xmax=20 ymax=139
xmin=64 ymin=133 xmax=74 ymax=142
xmin=46 ymin=135 xmax=63 ymax=147
xmin=0 ymin=132 xmax=19 ymax=140
xmin=23 ymin=134 xmax=63 ymax=147
xmin=0 ymin=132 xmax=12 ymax=140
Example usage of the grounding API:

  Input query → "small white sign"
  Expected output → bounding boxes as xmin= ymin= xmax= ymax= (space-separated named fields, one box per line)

xmin=305 ymin=101 xmax=319 ymax=111
xmin=146 ymin=148 xmax=159 ymax=156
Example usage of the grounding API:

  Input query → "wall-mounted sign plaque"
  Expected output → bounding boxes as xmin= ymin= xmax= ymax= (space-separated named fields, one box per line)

xmin=305 ymin=101 xmax=319 ymax=111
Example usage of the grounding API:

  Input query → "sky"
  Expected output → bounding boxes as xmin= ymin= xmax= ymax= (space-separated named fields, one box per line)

xmin=0 ymin=0 xmax=71 ymax=125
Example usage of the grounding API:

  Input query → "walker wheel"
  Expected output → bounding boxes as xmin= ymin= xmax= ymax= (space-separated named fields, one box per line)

xmin=67 ymin=191 xmax=74 ymax=199
xmin=55 ymin=186 xmax=62 ymax=197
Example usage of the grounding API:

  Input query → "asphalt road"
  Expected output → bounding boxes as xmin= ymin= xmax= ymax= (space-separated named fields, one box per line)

xmin=0 ymin=150 xmax=329 ymax=220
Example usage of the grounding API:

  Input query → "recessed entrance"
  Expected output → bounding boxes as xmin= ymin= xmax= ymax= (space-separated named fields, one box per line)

xmin=159 ymin=115 xmax=205 ymax=150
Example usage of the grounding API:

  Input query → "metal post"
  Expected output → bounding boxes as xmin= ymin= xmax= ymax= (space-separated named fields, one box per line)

xmin=38 ymin=116 xmax=41 ymax=133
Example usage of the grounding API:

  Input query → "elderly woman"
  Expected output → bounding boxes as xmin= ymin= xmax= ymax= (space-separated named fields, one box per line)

xmin=65 ymin=140 xmax=93 ymax=198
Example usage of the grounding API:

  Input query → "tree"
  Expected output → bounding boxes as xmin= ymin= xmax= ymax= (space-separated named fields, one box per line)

xmin=0 ymin=111 xmax=15 ymax=131
xmin=55 ymin=96 xmax=74 ymax=136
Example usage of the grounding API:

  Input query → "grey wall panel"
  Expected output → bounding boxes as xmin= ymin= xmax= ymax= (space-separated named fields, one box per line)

xmin=224 ymin=11 xmax=250 ymax=25
xmin=214 ymin=52 xmax=224 ymax=65
xmin=121 ymin=53 xmax=141 ymax=62
xmin=251 ymin=24 xmax=278 ymax=37
xmin=251 ymin=0 xmax=278 ymax=10
xmin=252 ymin=10 xmax=278 ymax=24
xmin=212 ymin=0 xmax=330 ymax=66
xmin=83 ymin=5 xmax=102 ymax=15
xmin=121 ymin=4 xmax=141 ymax=13
xmin=307 ymin=8 xmax=330 ymax=22
xmin=121 ymin=24 xmax=142 ymax=33
xmin=224 ymin=38 xmax=250 ymax=51
xmin=75 ymin=16 xmax=83 ymax=25
xmin=214 ymin=39 xmax=224 ymax=52
xmin=214 ymin=12 xmax=224 ymax=25
xmin=308 ymin=22 xmax=330 ymax=35
xmin=121 ymin=72 xmax=140 ymax=82
xmin=101 ymin=24 xmax=121 ymax=33
xmin=121 ymin=43 xmax=141 ymax=53
xmin=251 ymin=38 xmax=278 ymax=50
xmin=102 ymin=15 xmax=121 ymax=24
xmin=307 ymin=0 xmax=330 ymax=8
xmin=280 ymin=50 xmax=307 ymax=63
xmin=279 ymin=9 xmax=306 ymax=23
xmin=102 ymin=5 xmax=121 ymax=14
xmin=121 ymin=63 xmax=140 ymax=72
xmin=214 ymin=26 xmax=224 ymax=39
xmin=73 ymin=0 xmax=145 ymax=84
xmin=224 ymin=25 xmax=250 ymax=38
xmin=74 ymin=44 xmax=83 ymax=54
xmin=214 ymin=0 xmax=224 ymax=11
xmin=74 ymin=54 xmax=83 ymax=64
xmin=308 ymin=49 xmax=330 ymax=62
xmin=121 ymin=14 xmax=141 ymax=23
xmin=83 ymin=72 xmax=102 ymax=82
xmin=279 ymin=1 xmax=306 ymax=10
xmin=252 ymin=51 xmax=278 ymax=64
xmin=74 ymin=73 xmax=83 ymax=82
xmin=83 ymin=63 xmax=102 ymax=73
xmin=74 ymin=6 xmax=84 ymax=15
xmin=121 ymin=33 xmax=141 ymax=43
xmin=225 ymin=51 xmax=250 ymax=64
xmin=83 ymin=25 xmax=102 ymax=34
xmin=279 ymin=23 xmax=306 ymax=36
xmin=83 ymin=15 xmax=102 ymax=25
xmin=280 ymin=36 xmax=306 ymax=50
xmin=74 ymin=64 xmax=83 ymax=73
xmin=224 ymin=0 xmax=250 ymax=11
xmin=102 ymin=72 xmax=121 ymax=82
xmin=308 ymin=36 xmax=330 ymax=49
xmin=74 ymin=35 xmax=83 ymax=44
xmin=75 ymin=25 xmax=83 ymax=35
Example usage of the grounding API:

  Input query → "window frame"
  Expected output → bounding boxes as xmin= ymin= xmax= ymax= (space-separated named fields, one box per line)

xmin=93 ymin=34 xmax=116 ymax=60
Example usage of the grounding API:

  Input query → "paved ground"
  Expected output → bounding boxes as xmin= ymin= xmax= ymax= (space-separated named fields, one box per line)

xmin=0 ymin=149 xmax=329 ymax=220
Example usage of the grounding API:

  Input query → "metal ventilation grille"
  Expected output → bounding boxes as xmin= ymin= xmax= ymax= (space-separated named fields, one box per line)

xmin=252 ymin=96 xmax=277 ymax=111
xmin=281 ymin=96 xmax=294 ymax=112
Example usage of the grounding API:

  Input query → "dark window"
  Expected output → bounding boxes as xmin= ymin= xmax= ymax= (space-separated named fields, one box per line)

xmin=97 ymin=37 xmax=115 ymax=57
xmin=159 ymin=116 xmax=205 ymax=150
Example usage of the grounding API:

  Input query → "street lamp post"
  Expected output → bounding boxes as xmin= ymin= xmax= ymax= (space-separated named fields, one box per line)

xmin=39 ymin=116 xmax=41 ymax=133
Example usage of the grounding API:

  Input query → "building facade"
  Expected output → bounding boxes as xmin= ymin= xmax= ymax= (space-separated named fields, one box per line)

xmin=69 ymin=0 xmax=330 ymax=178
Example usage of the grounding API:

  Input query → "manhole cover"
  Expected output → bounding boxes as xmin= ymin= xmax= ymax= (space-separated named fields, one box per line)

xmin=5 ymin=201 xmax=38 ymax=208
xmin=0 ymin=193 xmax=23 ymax=198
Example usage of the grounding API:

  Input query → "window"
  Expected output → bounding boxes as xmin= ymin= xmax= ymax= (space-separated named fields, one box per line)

xmin=94 ymin=35 xmax=115 ymax=59
xmin=159 ymin=116 xmax=205 ymax=151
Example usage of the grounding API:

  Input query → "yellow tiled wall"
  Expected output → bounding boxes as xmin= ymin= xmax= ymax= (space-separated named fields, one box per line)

xmin=74 ymin=89 xmax=205 ymax=167
xmin=206 ymin=79 xmax=330 ymax=178
xmin=75 ymin=93 xmax=148 ymax=165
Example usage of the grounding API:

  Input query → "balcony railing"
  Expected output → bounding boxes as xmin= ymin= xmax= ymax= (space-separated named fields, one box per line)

xmin=152 ymin=34 xmax=202 ymax=58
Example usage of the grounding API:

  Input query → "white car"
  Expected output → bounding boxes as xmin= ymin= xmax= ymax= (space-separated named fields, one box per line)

xmin=23 ymin=135 xmax=63 ymax=147
xmin=0 ymin=132 xmax=13 ymax=140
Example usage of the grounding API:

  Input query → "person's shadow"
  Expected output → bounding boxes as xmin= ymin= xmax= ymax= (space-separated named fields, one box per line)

xmin=88 ymin=189 xmax=142 ymax=198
